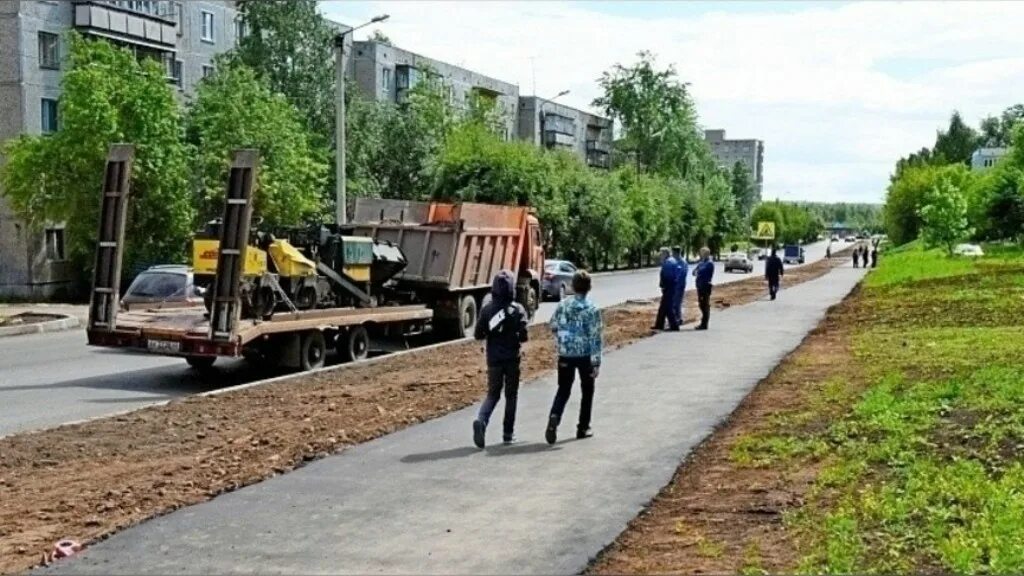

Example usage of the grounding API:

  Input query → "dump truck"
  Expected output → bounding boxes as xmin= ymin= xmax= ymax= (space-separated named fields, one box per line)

xmin=345 ymin=198 xmax=545 ymax=338
xmin=86 ymin=146 xmax=432 ymax=371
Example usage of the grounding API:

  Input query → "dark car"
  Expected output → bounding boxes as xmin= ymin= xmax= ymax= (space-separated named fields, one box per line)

xmin=121 ymin=265 xmax=205 ymax=311
xmin=542 ymin=259 xmax=577 ymax=301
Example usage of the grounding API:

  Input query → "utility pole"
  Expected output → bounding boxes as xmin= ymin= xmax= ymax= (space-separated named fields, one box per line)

xmin=333 ymin=14 xmax=389 ymax=226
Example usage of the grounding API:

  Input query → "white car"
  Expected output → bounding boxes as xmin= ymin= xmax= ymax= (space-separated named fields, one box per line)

xmin=954 ymin=244 xmax=984 ymax=257
xmin=724 ymin=252 xmax=754 ymax=273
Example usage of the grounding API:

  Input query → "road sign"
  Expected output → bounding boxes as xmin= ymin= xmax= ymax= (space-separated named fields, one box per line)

xmin=753 ymin=221 xmax=776 ymax=240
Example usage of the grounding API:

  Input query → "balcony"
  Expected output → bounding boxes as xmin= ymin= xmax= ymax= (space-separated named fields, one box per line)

xmin=586 ymin=149 xmax=610 ymax=169
xmin=74 ymin=1 xmax=177 ymax=52
xmin=586 ymin=139 xmax=612 ymax=154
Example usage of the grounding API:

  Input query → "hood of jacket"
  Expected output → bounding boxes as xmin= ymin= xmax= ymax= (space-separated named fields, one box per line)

xmin=491 ymin=270 xmax=516 ymax=305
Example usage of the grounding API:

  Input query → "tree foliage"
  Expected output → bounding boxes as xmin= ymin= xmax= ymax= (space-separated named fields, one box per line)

xmin=885 ymin=164 xmax=971 ymax=246
xmin=186 ymin=60 xmax=328 ymax=227
xmin=730 ymin=161 xmax=756 ymax=219
xmin=933 ymin=111 xmax=979 ymax=166
xmin=0 ymin=33 xmax=192 ymax=280
xmin=919 ymin=177 xmax=972 ymax=255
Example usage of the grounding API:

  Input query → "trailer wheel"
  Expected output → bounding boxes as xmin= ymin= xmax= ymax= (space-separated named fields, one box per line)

xmin=186 ymin=356 xmax=216 ymax=371
xmin=458 ymin=295 xmax=478 ymax=338
xmin=300 ymin=331 xmax=327 ymax=371
xmin=342 ymin=326 xmax=370 ymax=362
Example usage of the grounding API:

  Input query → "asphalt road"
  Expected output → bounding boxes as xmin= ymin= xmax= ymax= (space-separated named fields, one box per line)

xmin=0 ymin=242 xmax=832 ymax=437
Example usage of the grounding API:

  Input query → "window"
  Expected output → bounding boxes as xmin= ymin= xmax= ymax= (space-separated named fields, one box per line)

xmin=45 ymin=228 xmax=65 ymax=261
xmin=201 ymin=10 xmax=215 ymax=43
xmin=202 ymin=64 xmax=215 ymax=79
xmin=172 ymin=59 xmax=183 ymax=87
xmin=38 ymin=32 xmax=59 ymax=69
xmin=234 ymin=16 xmax=247 ymax=45
xmin=381 ymin=67 xmax=391 ymax=92
xmin=41 ymin=98 xmax=59 ymax=133
xmin=173 ymin=2 xmax=183 ymax=35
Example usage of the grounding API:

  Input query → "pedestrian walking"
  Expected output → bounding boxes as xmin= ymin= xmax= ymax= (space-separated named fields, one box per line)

xmin=472 ymin=270 xmax=529 ymax=448
xmin=547 ymin=270 xmax=603 ymax=444
xmin=871 ymin=245 xmax=878 ymax=268
xmin=652 ymin=248 xmax=680 ymax=331
xmin=671 ymin=246 xmax=688 ymax=327
xmin=826 ymin=244 xmax=831 ymax=259
xmin=765 ymin=246 xmax=784 ymax=300
xmin=692 ymin=247 xmax=714 ymax=330
xmin=852 ymin=246 xmax=860 ymax=268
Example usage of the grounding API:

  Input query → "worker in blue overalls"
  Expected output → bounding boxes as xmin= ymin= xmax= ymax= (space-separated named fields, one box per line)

xmin=671 ymin=246 xmax=688 ymax=328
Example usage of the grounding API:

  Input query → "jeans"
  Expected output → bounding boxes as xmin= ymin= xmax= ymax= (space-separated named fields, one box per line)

xmin=654 ymin=286 xmax=679 ymax=329
xmin=477 ymin=359 xmax=520 ymax=437
xmin=768 ymin=277 xmax=780 ymax=300
xmin=697 ymin=284 xmax=712 ymax=328
xmin=549 ymin=356 xmax=596 ymax=431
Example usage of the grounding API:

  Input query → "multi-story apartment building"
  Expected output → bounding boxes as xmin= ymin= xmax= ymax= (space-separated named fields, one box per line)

xmin=704 ymin=129 xmax=764 ymax=201
xmin=349 ymin=39 xmax=520 ymax=141
xmin=0 ymin=0 xmax=239 ymax=298
xmin=517 ymin=96 xmax=612 ymax=169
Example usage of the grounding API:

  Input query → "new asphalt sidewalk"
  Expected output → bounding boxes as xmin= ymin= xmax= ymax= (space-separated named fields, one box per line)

xmin=49 ymin=267 xmax=867 ymax=575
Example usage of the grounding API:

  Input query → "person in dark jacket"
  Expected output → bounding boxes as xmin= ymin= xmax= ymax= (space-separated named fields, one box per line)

xmin=765 ymin=246 xmax=784 ymax=300
xmin=472 ymin=270 xmax=529 ymax=448
xmin=652 ymin=248 xmax=680 ymax=331
xmin=671 ymin=246 xmax=688 ymax=327
xmin=871 ymin=245 xmax=878 ymax=268
xmin=692 ymin=247 xmax=714 ymax=330
xmin=852 ymin=246 xmax=860 ymax=268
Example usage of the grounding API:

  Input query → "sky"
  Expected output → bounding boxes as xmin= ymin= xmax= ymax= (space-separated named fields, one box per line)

xmin=320 ymin=1 xmax=1024 ymax=204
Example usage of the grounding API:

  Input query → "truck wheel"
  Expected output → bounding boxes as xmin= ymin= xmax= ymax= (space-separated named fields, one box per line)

xmin=342 ymin=326 xmax=370 ymax=362
xmin=457 ymin=295 xmax=478 ymax=338
xmin=186 ymin=356 xmax=216 ymax=371
xmin=524 ymin=286 xmax=538 ymax=320
xmin=300 ymin=331 xmax=327 ymax=371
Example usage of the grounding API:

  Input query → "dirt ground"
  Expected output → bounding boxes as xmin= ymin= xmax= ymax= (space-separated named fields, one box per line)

xmin=0 ymin=255 xmax=842 ymax=573
xmin=589 ymin=265 xmax=861 ymax=574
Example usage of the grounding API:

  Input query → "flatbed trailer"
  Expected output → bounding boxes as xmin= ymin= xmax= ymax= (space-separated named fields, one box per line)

xmin=85 ymin=146 xmax=433 ymax=371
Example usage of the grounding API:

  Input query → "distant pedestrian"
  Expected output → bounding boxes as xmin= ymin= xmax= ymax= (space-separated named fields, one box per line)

xmin=852 ymin=246 xmax=860 ymax=268
xmin=472 ymin=270 xmax=529 ymax=448
xmin=547 ymin=270 xmax=603 ymax=444
xmin=871 ymin=246 xmax=878 ymax=268
xmin=671 ymin=246 xmax=688 ymax=327
xmin=652 ymin=248 xmax=680 ymax=331
xmin=692 ymin=247 xmax=714 ymax=330
xmin=765 ymin=246 xmax=784 ymax=300
xmin=826 ymin=244 xmax=831 ymax=260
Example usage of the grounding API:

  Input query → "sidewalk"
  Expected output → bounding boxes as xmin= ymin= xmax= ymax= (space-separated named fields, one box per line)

xmin=49 ymin=267 xmax=867 ymax=575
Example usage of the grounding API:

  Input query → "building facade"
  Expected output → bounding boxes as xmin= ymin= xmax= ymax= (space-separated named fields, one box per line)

xmin=517 ymin=96 xmax=612 ymax=169
xmin=350 ymin=40 xmax=519 ymax=141
xmin=971 ymin=147 xmax=1008 ymax=171
xmin=0 ymin=0 xmax=239 ymax=298
xmin=704 ymin=129 xmax=764 ymax=201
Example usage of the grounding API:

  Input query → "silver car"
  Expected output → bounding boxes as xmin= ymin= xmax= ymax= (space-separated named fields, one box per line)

xmin=724 ymin=252 xmax=754 ymax=273
xmin=121 ymin=265 xmax=205 ymax=311
xmin=542 ymin=259 xmax=577 ymax=301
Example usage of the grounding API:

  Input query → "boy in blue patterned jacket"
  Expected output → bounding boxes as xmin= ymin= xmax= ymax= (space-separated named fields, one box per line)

xmin=546 ymin=270 xmax=603 ymax=444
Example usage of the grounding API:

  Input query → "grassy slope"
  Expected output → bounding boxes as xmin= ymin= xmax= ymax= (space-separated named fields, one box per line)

xmin=733 ymin=244 xmax=1024 ymax=573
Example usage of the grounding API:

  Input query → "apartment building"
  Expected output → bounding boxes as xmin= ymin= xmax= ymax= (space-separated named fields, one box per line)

xmin=704 ymin=129 xmax=765 ymax=201
xmin=971 ymin=147 xmax=1008 ymax=171
xmin=350 ymin=39 xmax=520 ymax=141
xmin=0 ymin=0 xmax=239 ymax=298
xmin=517 ymin=96 xmax=612 ymax=169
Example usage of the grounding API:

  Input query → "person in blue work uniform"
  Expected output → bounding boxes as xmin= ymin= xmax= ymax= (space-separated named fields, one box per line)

xmin=692 ymin=247 xmax=715 ymax=330
xmin=671 ymin=246 xmax=688 ymax=327
xmin=652 ymin=248 xmax=680 ymax=331
xmin=546 ymin=270 xmax=603 ymax=444
xmin=472 ymin=270 xmax=529 ymax=448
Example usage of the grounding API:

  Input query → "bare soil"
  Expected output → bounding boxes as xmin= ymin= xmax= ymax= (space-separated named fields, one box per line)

xmin=0 ymin=256 xmax=840 ymax=574
xmin=589 ymin=262 xmax=863 ymax=574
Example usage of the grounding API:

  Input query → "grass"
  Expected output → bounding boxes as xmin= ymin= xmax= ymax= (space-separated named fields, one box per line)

xmin=730 ymin=242 xmax=1024 ymax=573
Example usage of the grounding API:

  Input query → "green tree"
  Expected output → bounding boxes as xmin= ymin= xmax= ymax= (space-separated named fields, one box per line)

xmin=884 ymin=163 xmax=971 ymax=246
xmin=979 ymin=104 xmax=1024 ymax=147
xmin=933 ymin=111 xmax=980 ymax=166
xmin=730 ymin=161 xmax=756 ymax=218
xmin=0 ymin=33 xmax=192 ymax=284
xmin=918 ymin=177 xmax=973 ymax=255
xmin=232 ymin=0 xmax=335 ymax=143
xmin=186 ymin=60 xmax=328 ymax=227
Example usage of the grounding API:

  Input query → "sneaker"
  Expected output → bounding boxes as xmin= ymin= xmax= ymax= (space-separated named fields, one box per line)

xmin=577 ymin=427 xmax=593 ymax=440
xmin=473 ymin=419 xmax=486 ymax=449
xmin=545 ymin=415 xmax=559 ymax=445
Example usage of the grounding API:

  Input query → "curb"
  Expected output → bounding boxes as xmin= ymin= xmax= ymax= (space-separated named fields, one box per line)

xmin=0 ymin=315 xmax=80 ymax=338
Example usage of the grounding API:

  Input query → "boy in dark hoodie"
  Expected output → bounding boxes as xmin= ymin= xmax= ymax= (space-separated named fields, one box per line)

xmin=473 ymin=270 xmax=530 ymax=447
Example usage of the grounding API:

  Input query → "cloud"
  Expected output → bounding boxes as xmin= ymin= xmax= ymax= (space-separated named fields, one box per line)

xmin=321 ymin=1 xmax=1024 ymax=203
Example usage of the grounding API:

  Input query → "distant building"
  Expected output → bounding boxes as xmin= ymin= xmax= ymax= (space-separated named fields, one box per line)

xmin=704 ymin=129 xmax=764 ymax=200
xmin=1 ymin=0 xmax=241 ymax=298
xmin=350 ymin=40 xmax=519 ymax=141
xmin=517 ymin=97 xmax=612 ymax=169
xmin=971 ymin=147 xmax=1008 ymax=171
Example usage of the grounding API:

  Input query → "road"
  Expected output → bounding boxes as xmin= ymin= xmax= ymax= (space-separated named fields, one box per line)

xmin=0 ymin=242 xmax=832 ymax=437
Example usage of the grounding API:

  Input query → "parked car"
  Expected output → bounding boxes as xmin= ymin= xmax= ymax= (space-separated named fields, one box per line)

xmin=542 ymin=259 xmax=578 ymax=301
xmin=724 ymin=252 xmax=754 ymax=273
xmin=751 ymin=247 xmax=768 ymax=261
xmin=830 ymin=235 xmax=840 ymax=241
xmin=954 ymin=244 xmax=985 ymax=257
xmin=844 ymin=236 xmax=856 ymax=243
xmin=121 ymin=265 xmax=205 ymax=311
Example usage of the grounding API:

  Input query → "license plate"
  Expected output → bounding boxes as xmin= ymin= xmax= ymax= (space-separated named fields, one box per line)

xmin=147 ymin=339 xmax=181 ymax=354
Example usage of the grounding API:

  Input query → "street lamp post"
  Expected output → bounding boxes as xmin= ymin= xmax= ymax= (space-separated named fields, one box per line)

xmin=537 ymin=89 xmax=569 ymax=149
xmin=334 ymin=14 xmax=389 ymax=225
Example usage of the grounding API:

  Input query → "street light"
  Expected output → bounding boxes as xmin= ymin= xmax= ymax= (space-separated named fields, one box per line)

xmin=537 ymin=89 xmax=570 ymax=149
xmin=334 ymin=14 xmax=390 ymax=225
